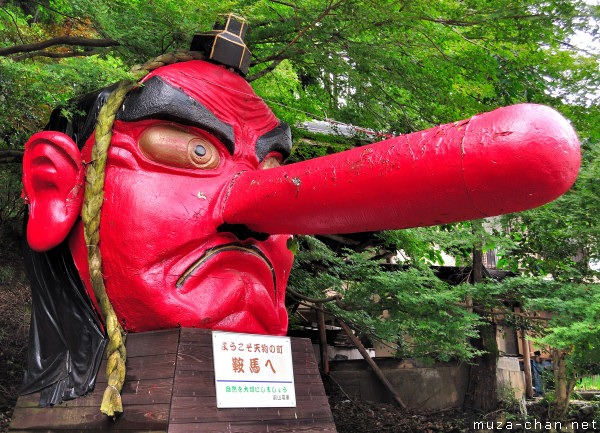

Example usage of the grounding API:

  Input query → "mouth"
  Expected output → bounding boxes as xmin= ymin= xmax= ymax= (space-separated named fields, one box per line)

xmin=175 ymin=242 xmax=277 ymax=295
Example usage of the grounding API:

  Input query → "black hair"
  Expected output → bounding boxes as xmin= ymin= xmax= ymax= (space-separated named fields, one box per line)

xmin=21 ymin=230 xmax=106 ymax=405
xmin=20 ymin=86 xmax=114 ymax=406
xmin=46 ymin=84 xmax=118 ymax=149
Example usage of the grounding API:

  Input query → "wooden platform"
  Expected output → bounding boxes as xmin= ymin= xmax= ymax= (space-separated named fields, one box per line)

xmin=10 ymin=328 xmax=336 ymax=432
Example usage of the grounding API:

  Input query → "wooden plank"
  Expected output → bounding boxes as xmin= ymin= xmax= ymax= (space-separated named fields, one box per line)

xmin=177 ymin=328 xmax=212 ymax=345
xmin=10 ymin=404 xmax=169 ymax=431
xmin=169 ymin=402 xmax=334 ymax=424
xmin=172 ymin=345 xmax=213 ymax=372
xmin=12 ymin=430 xmax=167 ymax=433
xmin=97 ymin=354 xmax=176 ymax=383
xmin=124 ymin=329 xmax=180 ymax=358
xmin=17 ymin=379 xmax=175 ymax=409
xmin=290 ymin=338 xmax=315 ymax=353
xmin=168 ymin=418 xmax=337 ymax=433
xmin=10 ymin=331 xmax=179 ymax=431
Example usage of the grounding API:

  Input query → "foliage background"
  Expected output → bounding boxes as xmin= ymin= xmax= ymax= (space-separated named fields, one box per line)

xmin=1 ymin=0 xmax=600 ymax=416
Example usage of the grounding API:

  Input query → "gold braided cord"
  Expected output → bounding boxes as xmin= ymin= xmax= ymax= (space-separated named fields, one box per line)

xmin=82 ymin=49 xmax=204 ymax=417
xmin=130 ymin=49 xmax=204 ymax=76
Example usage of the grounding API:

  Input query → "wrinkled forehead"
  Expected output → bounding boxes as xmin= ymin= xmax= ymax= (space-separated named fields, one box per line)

xmin=116 ymin=60 xmax=291 ymax=161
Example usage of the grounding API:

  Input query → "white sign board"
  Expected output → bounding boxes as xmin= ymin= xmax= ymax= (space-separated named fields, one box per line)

xmin=212 ymin=331 xmax=296 ymax=408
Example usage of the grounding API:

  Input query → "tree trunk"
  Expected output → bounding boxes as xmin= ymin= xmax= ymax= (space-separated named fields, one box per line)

xmin=464 ymin=226 xmax=499 ymax=412
xmin=551 ymin=349 xmax=576 ymax=419
xmin=316 ymin=309 xmax=330 ymax=374
xmin=464 ymin=321 xmax=499 ymax=412
xmin=521 ymin=330 xmax=534 ymax=398
xmin=472 ymin=245 xmax=483 ymax=284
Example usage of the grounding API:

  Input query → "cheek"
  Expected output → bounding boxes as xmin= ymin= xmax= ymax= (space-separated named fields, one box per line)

xmin=99 ymin=167 xmax=227 ymax=266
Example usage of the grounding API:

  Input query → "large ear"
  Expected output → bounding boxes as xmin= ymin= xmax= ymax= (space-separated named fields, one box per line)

xmin=23 ymin=131 xmax=85 ymax=252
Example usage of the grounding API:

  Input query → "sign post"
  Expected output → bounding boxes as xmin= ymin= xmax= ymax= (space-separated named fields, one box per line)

xmin=212 ymin=331 xmax=297 ymax=408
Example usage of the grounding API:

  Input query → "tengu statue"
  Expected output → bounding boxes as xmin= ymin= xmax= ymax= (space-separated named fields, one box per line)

xmin=19 ymin=14 xmax=580 ymax=415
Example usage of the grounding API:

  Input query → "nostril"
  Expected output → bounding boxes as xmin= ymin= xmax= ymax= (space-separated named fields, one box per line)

xmin=217 ymin=223 xmax=270 ymax=242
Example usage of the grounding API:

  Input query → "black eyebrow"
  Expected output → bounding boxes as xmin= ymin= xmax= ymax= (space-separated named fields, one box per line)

xmin=255 ymin=121 xmax=292 ymax=162
xmin=115 ymin=76 xmax=236 ymax=154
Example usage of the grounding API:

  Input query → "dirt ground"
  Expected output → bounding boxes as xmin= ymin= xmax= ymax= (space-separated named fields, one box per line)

xmin=0 ymin=234 xmax=29 ymax=433
xmin=326 ymin=379 xmax=475 ymax=432
xmin=1 ymin=232 xmax=599 ymax=433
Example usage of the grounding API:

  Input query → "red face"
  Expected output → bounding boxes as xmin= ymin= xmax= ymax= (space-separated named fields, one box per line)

xmin=69 ymin=61 xmax=294 ymax=335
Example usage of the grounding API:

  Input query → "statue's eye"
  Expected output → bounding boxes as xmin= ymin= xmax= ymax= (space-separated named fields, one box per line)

xmin=187 ymin=138 xmax=219 ymax=169
xmin=139 ymin=124 xmax=220 ymax=170
xmin=194 ymin=145 xmax=206 ymax=157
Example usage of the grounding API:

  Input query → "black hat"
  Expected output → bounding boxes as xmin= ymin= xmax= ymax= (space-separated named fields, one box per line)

xmin=190 ymin=14 xmax=252 ymax=76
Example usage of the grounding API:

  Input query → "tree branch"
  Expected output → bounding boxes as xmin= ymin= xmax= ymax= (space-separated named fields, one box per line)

xmin=338 ymin=319 xmax=407 ymax=409
xmin=0 ymin=149 xmax=24 ymax=164
xmin=549 ymin=36 xmax=597 ymax=55
xmin=0 ymin=36 xmax=119 ymax=57
xmin=260 ymin=0 xmax=347 ymax=64
xmin=0 ymin=6 xmax=25 ymax=44
xmin=267 ymin=0 xmax=298 ymax=8
xmin=30 ymin=0 xmax=92 ymax=27
xmin=319 ymin=234 xmax=361 ymax=246
xmin=417 ymin=13 xmax=549 ymax=27
xmin=286 ymin=287 xmax=342 ymax=304
xmin=12 ymin=48 xmax=103 ymax=61
xmin=247 ymin=58 xmax=284 ymax=82
xmin=286 ymin=287 xmax=364 ymax=311
xmin=415 ymin=28 xmax=452 ymax=62
xmin=250 ymin=0 xmax=347 ymax=76
xmin=450 ymin=27 xmax=492 ymax=53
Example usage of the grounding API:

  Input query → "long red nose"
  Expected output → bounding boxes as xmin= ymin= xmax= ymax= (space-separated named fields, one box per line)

xmin=219 ymin=104 xmax=580 ymax=235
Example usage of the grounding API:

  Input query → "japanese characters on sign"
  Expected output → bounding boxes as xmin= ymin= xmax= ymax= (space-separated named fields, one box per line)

xmin=212 ymin=331 xmax=296 ymax=408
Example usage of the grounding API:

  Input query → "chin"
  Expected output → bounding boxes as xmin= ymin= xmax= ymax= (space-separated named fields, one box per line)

xmin=156 ymin=308 xmax=288 ymax=336
xmin=208 ymin=310 xmax=287 ymax=336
